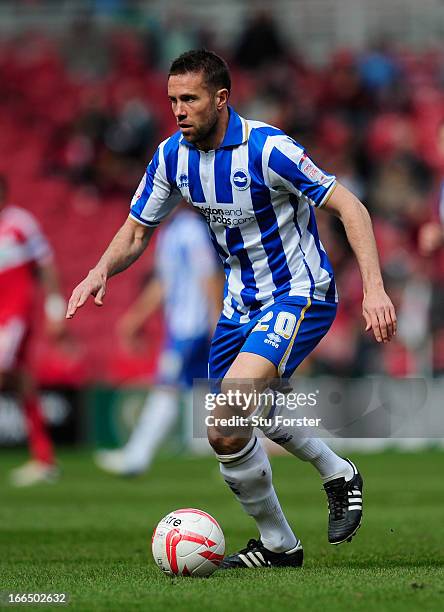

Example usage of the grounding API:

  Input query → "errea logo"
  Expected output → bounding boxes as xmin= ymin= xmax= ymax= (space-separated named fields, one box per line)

xmin=178 ymin=173 xmax=189 ymax=189
xmin=231 ymin=168 xmax=251 ymax=191
xmin=265 ymin=332 xmax=281 ymax=349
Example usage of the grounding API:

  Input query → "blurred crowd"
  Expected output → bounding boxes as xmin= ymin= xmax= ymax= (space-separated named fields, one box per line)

xmin=1 ymin=10 xmax=443 ymax=385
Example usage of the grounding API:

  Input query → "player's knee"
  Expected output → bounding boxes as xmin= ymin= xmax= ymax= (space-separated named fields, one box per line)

xmin=219 ymin=378 xmax=240 ymax=408
xmin=207 ymin=428 xmax=247 ymax=455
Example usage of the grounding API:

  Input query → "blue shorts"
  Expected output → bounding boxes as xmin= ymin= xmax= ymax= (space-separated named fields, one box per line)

xmin=209 ymin=296 xmax=337 ymax=381
xmin=157 ymin=334 xmax=210 ymax=388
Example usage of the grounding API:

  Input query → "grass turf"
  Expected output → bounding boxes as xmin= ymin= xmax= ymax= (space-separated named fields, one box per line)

xmin=1 ymin=449 xmax=443 ymax=611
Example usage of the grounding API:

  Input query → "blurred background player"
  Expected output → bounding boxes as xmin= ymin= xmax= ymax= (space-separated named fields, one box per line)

xmin=95 ymin=205 xmax=222 ymax=476
xmin=0 ymin=175 xmax=66 ymax=486
xmin=418 ymin=119 xmax=444 ymax=375
xmin=419 ymin=120 xmax=444 ymax=255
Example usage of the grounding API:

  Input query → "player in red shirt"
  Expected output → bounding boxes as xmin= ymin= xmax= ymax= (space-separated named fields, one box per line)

xmin=0 ymin=175 xmax=65 ymax=486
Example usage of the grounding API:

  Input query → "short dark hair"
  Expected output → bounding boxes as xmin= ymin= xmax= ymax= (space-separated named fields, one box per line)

xmin=169 ymin=49 xmax=231 ymax=93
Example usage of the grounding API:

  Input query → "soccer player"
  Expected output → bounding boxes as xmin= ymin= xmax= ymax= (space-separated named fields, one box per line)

xmin=95 ymin=205 xmax=222 ymax=475
xmin=418 ymin=121 xmax=444 ymax=375
xmin=419 ymin=120 xmax=444 ymax=255
xmin=67 ymin=50 xmax=397 ymax=568
xmin=0 ymin=175 xmax=65 ymax=486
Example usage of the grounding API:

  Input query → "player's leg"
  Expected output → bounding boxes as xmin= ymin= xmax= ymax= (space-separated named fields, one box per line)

xmin=8 ymin=369 xmax=58 ymax=486
xmin=96 ymin=336 xmax=208 ymax=476
xmin=253 ymin=298 xmax=350 ymax=478
xmin=0 ymin=318 xmax=57 ymax=486
xmin=244 ymin=297 xmax=363 ymax=544
xmin=18 ymin=369 xmax=55 ymax=465
xmin=207 ymin=347 xmax=303 ymax=569
xmin=96 ymin=385 xmax=180 ymax=475
xmin=263 ymin=424 xmax=362 ymax=544
xmin=96 ymin=351 xmax=182 ymax=476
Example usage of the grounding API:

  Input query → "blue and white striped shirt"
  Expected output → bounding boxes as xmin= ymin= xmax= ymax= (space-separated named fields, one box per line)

xmin=130 ymin=107 xmax=337 ymax=323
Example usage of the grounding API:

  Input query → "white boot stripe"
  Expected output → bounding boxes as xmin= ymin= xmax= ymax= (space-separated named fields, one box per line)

xmin=247 ymin=552 xmax=262 ymax=566
xmin=256 ymin=551 xmax=265 ymax=564
xmin=239 ymin=554 xmax=254 ymax=568
xmin=348 ymin=505 xmax=362 ymax=510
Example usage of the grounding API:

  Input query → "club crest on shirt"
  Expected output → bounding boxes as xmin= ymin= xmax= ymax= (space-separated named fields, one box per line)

xmin=231 ymin=168 xmax=251 ymax=191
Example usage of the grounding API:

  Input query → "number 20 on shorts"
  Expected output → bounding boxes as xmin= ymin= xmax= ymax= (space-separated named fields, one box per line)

xmin=253 ymin=311 xmax=297 ymax=340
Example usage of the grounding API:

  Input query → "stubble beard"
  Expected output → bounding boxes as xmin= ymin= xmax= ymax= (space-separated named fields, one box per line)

xmin=192 ymin=109 xmax=220 ymax=150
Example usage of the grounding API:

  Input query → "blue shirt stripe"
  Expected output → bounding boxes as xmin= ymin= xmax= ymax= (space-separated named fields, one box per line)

xmin=307 ymin=207 xmax=334 ymax=276
xmin=248 ymin=131 xmax=292 ymax=299
xmin=215 ymin=149 xmax=234 ymax=203
xmin=188 ymin=148 xmax=205 ymax=203
xmin=306 ymin=206 xmax=336 ymax=301
xmin=163 ymin=133 xmax=180 ymax=185
xmin=225 ymin=226 xmax=261 ymax=312
xmin=290 ymin=195 xmax=315 ymax=297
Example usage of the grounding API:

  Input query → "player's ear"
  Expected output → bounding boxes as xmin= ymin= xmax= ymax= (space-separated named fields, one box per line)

xmin=215 ymin=88 xmax=229 ymax=110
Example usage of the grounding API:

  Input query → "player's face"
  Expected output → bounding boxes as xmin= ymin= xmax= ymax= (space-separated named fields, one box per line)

xmin=168 ymin=72 xmax=223 ymax=148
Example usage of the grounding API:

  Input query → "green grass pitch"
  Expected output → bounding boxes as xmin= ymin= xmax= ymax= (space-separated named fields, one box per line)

xmin=1 ymin=449 xmax=443 ymax=611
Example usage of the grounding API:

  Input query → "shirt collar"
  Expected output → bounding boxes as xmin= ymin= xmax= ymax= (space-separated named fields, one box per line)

xmin=179 ymin=106 xmax=247 ymax=149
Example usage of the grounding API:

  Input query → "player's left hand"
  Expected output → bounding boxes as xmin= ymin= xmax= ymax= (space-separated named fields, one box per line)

xmin=362 ymin=288 xmax=397 ymax=343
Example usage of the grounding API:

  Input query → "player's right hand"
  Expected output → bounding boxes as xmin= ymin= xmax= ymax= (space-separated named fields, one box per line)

xmin=66 ymin=269 xmax=107 ymax=319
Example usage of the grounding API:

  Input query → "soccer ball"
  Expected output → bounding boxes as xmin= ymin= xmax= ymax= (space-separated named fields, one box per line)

xmin=152 ymin=508 xmax=225 ymax=577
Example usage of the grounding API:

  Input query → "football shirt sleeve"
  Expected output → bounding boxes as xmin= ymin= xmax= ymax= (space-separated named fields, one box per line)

xmin=17 ymin=208 xmax=53 ymax=264
xmin=266 ymin=135 xmax=337 ymax=208
xmin=129 ymin=139 xmax=182 ymax=227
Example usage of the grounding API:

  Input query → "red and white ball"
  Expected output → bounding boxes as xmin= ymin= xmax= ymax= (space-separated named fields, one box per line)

xmin=152 ymin=508 xmax=225 ymax=577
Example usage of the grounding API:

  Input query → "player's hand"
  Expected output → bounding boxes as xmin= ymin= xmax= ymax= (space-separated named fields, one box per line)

xmin=66 ymin=269 xmax=107 ymax=319
xmin=418 ymin=222 xmax=443 ymax=255
xmin=362 ymin=288 xmax=397 ymax=343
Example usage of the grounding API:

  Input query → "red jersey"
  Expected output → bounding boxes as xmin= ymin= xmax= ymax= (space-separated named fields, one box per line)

xmin=0 ymin=205 xmax=52 ymax=322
